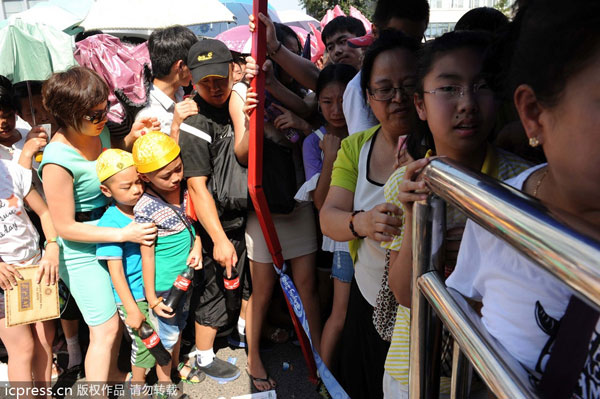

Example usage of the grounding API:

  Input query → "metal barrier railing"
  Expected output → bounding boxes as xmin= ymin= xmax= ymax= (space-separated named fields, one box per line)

xmin=408 ymin=158 xmax=600 ymax=399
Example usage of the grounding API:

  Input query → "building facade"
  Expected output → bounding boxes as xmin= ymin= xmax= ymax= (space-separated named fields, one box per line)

xmin=426 ymin=0 xmax=502 ymax=38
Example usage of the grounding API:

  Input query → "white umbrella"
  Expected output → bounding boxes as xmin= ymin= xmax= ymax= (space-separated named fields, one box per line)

xmin=6 ymin=4 xmax=82 ymax=32
xmin=80 ymin=0 xmax=235 ymax=31
xmin=277 ymin=9 xmax=319 ymax=32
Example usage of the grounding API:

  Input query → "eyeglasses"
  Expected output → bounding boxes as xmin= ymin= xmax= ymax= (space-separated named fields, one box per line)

xmin=83 ymin=105 xmax=110 ymax=124
xmin=368 ymin=85 xmax=416 ymax=101
xmin=423 ymin=82 xmax=493 ymax=100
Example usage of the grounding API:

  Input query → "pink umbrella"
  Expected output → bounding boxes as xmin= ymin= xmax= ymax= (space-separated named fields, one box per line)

xmin=290 ymin=26 xmax=324 ymax=63
xmin=319 ymin=5 xmax=372 ymax=34
xmin=215 ymin=25 xmax=253 ymax=54
xmin=216 ymin=25 xmax=324 ymax=63
xmin=349 ymin=6 xmax=372 ymax=32
xmin=74 ymin=34 xmax=150 ymax=124
xmin=320 ymin=4 xmax=345 ymax=29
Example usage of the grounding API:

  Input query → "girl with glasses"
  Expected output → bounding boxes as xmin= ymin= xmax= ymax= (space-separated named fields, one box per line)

xmin=382 ymin=30 xmax=532 ymax=398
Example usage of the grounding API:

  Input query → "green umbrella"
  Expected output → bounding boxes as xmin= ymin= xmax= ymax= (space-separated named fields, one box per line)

xmin=0 ymin=18 xmax=77 ymax=84
xmin=0 ymin=18 xmax=77 ymax=125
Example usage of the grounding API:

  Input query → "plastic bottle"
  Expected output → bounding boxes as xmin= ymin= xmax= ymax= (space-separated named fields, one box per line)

xmin=223 ymin=267 xmax=241 ymax=318
xmin=139 ymin=321 xmax=171 ymax=365
xmin=264 ymin=104 xmax=301 ymax=143
xmin=162 ymin=266 xmax=194 ymax=314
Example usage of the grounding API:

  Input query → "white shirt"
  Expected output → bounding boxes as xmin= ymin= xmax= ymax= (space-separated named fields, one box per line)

xmin=1 ymin=118 xmax=43 ymax=196
xmin=446 ymin=164 xmax=574 ymax=376
xmin=0 ymin=128 xmax=27 ymax=164
xmin=354 ymin=134 xmax=386 ymax=306
xmin=343 ymin=71 xmax=378 ymax=135
xmin=135 ymin=84 xmax=184 ymax=136
xmin=0 ymin=160 xmax=41 ymax=265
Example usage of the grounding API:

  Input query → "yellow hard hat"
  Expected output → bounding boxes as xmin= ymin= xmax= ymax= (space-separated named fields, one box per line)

xmin=132 ymin=131 xmax=181 ymax=173
xmin=96 ymin=148 xmax=135 ymax=183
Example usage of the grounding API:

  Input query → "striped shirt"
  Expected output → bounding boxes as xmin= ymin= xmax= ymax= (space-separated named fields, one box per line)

xmin=134 ymin=190 xmax=191 ymax=238
xmin=382 ymin=144 xmax=531 ymax=386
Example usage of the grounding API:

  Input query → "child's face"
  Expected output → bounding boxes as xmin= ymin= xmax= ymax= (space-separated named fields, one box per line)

xmin=141 ymin=156 xmax=184 ymax=193
xmin=100 ymin=166 xmax=144 ymax=206
xmin=319 ymin=82 xmax=347 ymax=128
xmin=0 ymin=107 xmax=16 ymax=140
xmin=18 ymin=94 xmax=53 ymax=128
xmin=325 ymin=30 xmax=363 ymax=70
xmin=367 ymin=48 xmax=417 ymax=136
xmin=194 ymin=66 xmax=233 ymax=107
xmin=415 ymin=47 xmax=496 ymax=156
xmin=232 ymin=63 xmax=244 ymax=84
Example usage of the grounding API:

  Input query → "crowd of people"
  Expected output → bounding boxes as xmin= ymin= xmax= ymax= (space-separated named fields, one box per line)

xmin=0 ymin=0 xmax=599 ymax=398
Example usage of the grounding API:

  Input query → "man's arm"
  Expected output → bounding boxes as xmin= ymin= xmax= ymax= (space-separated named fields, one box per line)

xmin=187 ymin=176 xmax=237 ymax=275
xmin=249 ymin=13 xmax=320 ymax=91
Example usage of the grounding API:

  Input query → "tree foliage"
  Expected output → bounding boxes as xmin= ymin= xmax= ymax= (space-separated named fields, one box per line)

xmin=494 ymin=0 xmax=514 ymax=17
xmin=300 ymin=0 xmax=374 ymax=22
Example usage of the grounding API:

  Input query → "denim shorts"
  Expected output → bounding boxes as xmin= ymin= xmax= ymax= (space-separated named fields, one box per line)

xmin=148 ymin=289 xmax=191 ymax=350
xmin=331 ymin=251 xmax=354 ymax=283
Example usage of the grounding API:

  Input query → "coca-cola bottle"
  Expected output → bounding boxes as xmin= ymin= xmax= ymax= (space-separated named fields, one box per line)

xmin=139 ymin=322 xmax=171 ymax=365
xmin=162 ymin=266 xmax=194 ymax=314
xmin=224 ymin=267 xmax=241 ymax=321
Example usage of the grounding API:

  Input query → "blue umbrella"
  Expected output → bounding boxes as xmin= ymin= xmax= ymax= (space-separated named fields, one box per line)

xmin=189 ymin=0 xmax=280 ymax=37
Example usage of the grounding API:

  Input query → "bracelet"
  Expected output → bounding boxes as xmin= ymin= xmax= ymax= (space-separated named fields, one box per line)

xmin=349 ymin=210 xmax=366 ymax=239
xmin=268 ymin=41 xmax=282 ymax=57
xmin=150 ymin=297 xmax=163 ymax=309
xmin=44 ymin=237 xmax=58 ymax=249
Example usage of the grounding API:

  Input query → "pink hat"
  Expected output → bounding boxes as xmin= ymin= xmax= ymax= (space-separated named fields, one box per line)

xmin=347 ymin=31 xmax=375 ymax=48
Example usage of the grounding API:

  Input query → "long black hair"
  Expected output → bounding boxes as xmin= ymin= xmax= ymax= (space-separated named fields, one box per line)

xmin=316 ymin=63 xmax=357 ymax=100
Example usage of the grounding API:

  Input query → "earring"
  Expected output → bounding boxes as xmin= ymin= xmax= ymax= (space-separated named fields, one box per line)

xmin=529 ymin=137 xmax=540 ymax=147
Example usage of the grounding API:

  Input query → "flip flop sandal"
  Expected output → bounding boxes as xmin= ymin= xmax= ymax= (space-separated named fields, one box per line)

xmin=177 ymin=362 xmax=205 ymax=384
xmin=246 ymin=368 xmax=276 ymax=392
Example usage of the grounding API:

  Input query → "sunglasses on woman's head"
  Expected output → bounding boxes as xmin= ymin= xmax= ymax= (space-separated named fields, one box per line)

xmin=83 ymin=105 xmax=110 ymax=124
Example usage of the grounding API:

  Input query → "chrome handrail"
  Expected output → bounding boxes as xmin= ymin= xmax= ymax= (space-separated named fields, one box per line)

xmin=409 ymin=158 xmax=600 ymax=399
xmin=424 ymin=158 xmax=600 ymax=311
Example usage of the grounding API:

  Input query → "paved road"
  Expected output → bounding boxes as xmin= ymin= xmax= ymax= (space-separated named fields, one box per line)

xmin=178 ymin=338 xmax=321 ymax=399
xmin=49 ymin=336 xmax=321 ymax=399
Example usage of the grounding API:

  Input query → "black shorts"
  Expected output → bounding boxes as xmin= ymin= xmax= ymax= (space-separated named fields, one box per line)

xmin=59 ymin=279 xmax=83 ymax=321
xmin=191 ymin=223 xmax=250 ymax=328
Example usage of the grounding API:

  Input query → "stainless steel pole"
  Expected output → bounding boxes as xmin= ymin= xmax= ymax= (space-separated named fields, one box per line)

xmin=409 ymin=200 xmax=432 ymax=399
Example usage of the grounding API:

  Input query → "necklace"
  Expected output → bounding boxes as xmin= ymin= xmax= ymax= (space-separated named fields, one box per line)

xmin=533 ymin=168 xmax=548 ymax=197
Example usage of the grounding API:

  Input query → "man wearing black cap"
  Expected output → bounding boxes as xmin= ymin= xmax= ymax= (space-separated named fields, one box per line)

xmin=177 ymin=39 xmax=246 ymax=383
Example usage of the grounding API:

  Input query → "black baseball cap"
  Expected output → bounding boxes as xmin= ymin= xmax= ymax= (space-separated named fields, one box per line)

xmin=187 ymin=39 xmax=233 ymax=84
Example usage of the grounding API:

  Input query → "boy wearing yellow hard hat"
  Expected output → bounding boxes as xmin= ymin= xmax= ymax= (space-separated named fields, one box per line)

xmin=131 ymin=131 xmax=203 ymax=388
xmin=95 ymin=148 xmax=158 ymax=387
